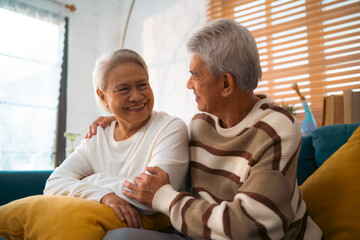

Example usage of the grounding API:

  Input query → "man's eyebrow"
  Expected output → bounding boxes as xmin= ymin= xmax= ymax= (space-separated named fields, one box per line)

xmin=136 ymin=79 xmax=148 ymax=83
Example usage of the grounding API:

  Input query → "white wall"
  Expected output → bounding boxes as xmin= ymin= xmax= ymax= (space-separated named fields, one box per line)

xmin=64 ymin=0 xmax=124 ymax=148
xmin=119 ymin=0 xmax=207 ymax=124
xmin=19 ymin=0 xmax=207 ymax=148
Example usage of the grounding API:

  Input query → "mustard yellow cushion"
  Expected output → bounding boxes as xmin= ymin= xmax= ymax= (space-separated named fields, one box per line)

xmin=300 ymin=126 xmax=360 ymax=240
xmin=0 ymin=195 xmax=170 ymax=240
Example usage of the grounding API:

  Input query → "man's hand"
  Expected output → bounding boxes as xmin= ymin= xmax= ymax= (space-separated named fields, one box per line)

xmin=84 ymin=116 xmax=116 ymax=139
xmin=100 ymin=193 xmax=143 ymax=229
xmin=123 ymin=166 xmax=170 ymax=207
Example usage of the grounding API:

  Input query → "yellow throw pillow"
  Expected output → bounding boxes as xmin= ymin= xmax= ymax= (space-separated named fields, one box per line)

xmin=0 ymin=195 xmax=171 ymax=240
xmin=300 ymin=126 xmax=360 ymax=240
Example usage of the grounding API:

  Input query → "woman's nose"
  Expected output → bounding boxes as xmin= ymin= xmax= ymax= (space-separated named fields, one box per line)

xmin=129 ymin=89 xmax=142 ymax=101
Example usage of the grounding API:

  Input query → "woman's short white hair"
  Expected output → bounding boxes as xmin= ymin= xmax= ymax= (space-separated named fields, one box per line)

xmin=186 ymin=18 xmax=262 ymax=92
xmin=92 ymin=48 xmax=148 ymax=113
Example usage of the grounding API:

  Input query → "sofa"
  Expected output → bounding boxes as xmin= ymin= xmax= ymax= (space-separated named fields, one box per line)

xmin=0 ymin=171 xmax=52 ymax=206
xmin=297 ymin=122 xmax=360 ymax=185
xmin=1 ymin=122 xmax=359 ymax=239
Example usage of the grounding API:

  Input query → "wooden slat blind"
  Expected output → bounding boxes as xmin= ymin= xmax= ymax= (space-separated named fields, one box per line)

xmin=207 ymin=0 xmax=360 ymax=125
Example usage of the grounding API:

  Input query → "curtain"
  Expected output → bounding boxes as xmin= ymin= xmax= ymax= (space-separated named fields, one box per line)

xmin=0 ymin=0 xmax=66 ymax=170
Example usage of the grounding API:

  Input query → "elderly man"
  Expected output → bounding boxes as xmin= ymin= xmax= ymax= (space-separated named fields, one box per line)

xmin=95 ymin=18 xmax=322 ymax=239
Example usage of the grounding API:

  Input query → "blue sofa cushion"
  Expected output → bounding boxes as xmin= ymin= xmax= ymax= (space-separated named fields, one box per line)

xmin=312 ymin=122 xmax=360 ymax=167
xmin=0 ymin=171 xmax=52 ymax=206
xmin=297 ymin=135 xmax=317 ymax=185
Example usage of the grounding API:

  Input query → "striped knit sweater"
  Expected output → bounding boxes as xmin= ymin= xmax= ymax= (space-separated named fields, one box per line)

xmin=152 ymin=95 xmax=322 ymax=239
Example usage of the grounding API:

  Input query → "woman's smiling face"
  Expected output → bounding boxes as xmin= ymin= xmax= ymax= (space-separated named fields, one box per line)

xmin=101 ymin=61 xmax=154 ymax=129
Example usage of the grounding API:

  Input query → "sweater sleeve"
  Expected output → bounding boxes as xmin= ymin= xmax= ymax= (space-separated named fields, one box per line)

xmin=152 ymin=120 xmax=302 ymax=239
xmin=147 ymin=118 xmax=189 ymax=189
xmin=87 ymin=118 xmax=189 ymax=214
xmin=153 ymin=170 xmax=295 ymax=239
xmin=43 ymin=140 xmax=113 ymax=202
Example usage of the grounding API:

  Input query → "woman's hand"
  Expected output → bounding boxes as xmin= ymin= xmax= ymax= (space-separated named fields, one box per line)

xmin=100 ymin=193 xmax=143 ymax=229
xmin=84 ymin=116 xmax=116 ymax=139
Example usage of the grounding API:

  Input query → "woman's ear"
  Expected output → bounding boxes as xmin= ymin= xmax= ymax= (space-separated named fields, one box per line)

xmin=96 ymin=89 xmax=105 ymax=100
xmin=221 ymin=73 xmax=235 ymax=97
xmin=97 ymin=89 xmax=109 ymax=108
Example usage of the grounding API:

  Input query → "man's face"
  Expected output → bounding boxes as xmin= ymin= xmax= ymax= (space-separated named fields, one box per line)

xmin=187 ymin=54 xmax=222 ymax=114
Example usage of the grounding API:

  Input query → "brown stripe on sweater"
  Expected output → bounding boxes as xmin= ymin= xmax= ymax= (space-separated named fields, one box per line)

xmin=282 ymin=141 xmax=301 ymax=176
xmin=239 ymin=199 xmax=271 ymax=240
xmin=169 ymin=192 xmax=192 ymax=214
xmin=181 ymin=198 xmax=196 ymax=235
xmin=191 ymin=113 xmax=216 ymax=129
xmin=287 ymin=217 xmax=303 ymax=238
xmin=288 ymin=216 xmax=302 ymax=230
xmin=191 ymin=161 xmax=240 ymax=184
xmin=237 ymin=127 xmax=250 ymax=137
xmin=202 ymin=203 xmax=217 ymax=238
xmin=223 ymin=207 xmax=232 ymax=239
xmin=273 ymin=143 xmax=282 ymax=170
xmin=238 ymin=191 xmax=288 ymax=234
xmin=190 ymin=140 xmax=254 ymax=161
xmin=296 ymin=210 xmax=308 ymax=240
xmin=253 ymin=121 xmax=282 ymax=170
xmin=260 ymin=103 xmax=295 ymax=123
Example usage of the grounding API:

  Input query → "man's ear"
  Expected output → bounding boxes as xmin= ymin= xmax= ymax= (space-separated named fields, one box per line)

xmin=221 ymin=73 xmax=235 ymax=97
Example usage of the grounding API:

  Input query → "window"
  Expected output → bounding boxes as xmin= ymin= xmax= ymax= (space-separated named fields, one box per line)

xmin=207 ymin=0 xmax=360 ymax=125
xmin=0 ymin=1 xmax=66 ymax=170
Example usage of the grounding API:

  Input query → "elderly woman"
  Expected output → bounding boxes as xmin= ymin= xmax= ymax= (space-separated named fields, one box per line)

xmin=44 ymin=49 xmax=189 ymax=229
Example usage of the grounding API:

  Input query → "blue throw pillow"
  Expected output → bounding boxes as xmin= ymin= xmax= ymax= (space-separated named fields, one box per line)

xmin=297 ymin=135 xmax=317 ymax=185
xmin=312 ymin=122 xmax=360 ymax=167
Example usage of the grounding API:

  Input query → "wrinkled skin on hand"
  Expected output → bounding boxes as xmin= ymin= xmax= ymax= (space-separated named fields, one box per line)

xmin=123 ymin=166 xmax=170 ymax=207
xmin=100 ymin=193 xmax=143 ymax=229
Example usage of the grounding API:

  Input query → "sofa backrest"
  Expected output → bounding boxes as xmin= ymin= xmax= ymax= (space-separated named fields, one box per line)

xmin=0 ymin=171 xmax=52 ymax=206
xmin=297 ymin=122 xmax=360 ymax=185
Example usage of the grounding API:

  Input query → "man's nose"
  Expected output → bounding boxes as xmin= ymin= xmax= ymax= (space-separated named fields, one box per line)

xmin=186 ymin=78 xmax=193 ymax=89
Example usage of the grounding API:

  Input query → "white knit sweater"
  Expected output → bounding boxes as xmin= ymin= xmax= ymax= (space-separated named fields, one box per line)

xmin=44 ymin=111 xmax=189 ymax=214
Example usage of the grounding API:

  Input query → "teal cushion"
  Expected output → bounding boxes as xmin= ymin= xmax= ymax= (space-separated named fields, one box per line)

xmin=297 ymin=135 xmax=317 ymax=185
xmin=312 ymin=122 xmax=360 ymax=167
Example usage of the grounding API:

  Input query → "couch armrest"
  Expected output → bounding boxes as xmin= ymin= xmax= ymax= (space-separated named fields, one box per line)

xmin=0 ymin=171 xmax=52 ymax=206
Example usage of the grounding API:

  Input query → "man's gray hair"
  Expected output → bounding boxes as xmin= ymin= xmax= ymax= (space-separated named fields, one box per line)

xmin=92 ymin=48 xmax=148 ymax=113
xmin=186 ymin=18 xmax=262 ymax=92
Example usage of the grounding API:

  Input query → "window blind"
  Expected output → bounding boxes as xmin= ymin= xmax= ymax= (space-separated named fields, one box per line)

xmin=207 ymin=0 xmax=360 ymax=125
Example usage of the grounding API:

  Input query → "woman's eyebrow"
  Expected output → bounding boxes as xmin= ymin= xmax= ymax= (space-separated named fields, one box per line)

xmin=113 ymin=82 xmax=128 ymax=88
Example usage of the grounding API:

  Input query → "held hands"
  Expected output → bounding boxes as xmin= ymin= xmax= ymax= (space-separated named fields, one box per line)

xmin=123 ymin=166 xmax=170 ymax=208
xmin=100 ymin=193 xmax=143 ymax=229
xmin=84 ymin=116 xmax=116 ymax=139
